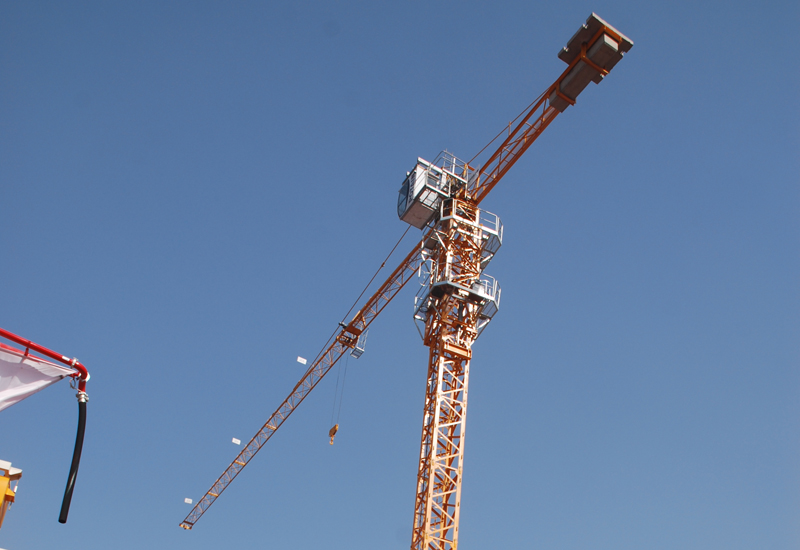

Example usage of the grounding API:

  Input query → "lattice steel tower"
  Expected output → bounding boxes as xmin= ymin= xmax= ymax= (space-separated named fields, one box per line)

xmin=398 ymin=153 xmax=502 ymax=549
xmin=180 ymin=15 xmax=633 ymax=550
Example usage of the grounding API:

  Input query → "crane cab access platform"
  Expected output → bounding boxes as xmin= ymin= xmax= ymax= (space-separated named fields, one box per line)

xmin=411 ymin=183 xmax=504 ymax=340
xmin=397 ymin=152 xmax=474 ymax=229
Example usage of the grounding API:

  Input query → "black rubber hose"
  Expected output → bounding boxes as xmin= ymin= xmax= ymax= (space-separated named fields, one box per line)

xmin=59 ymin=400 xmax=86 ymax=524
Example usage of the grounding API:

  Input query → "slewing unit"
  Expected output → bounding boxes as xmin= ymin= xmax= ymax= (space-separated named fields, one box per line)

xmin=180 ymin=14 xmax=634 ymax=544
xmin=397 ymin=151 xmax=504 ymax=340
xmin=413 ymin=198 xmax=503 ymax=340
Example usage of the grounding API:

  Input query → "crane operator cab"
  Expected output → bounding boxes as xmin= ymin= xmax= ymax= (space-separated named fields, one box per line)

xmin=397 ymin=153 xmax=470 ymax=229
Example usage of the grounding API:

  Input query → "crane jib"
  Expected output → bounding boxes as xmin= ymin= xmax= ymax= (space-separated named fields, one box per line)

xmin=180 ymin=242 xmax=425 ymax=529
xmin=180 ymin=13 xmax=632 ymax=535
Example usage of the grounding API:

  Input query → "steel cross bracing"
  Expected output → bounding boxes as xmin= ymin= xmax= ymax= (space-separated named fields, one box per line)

xmin=467 ymin=20 xmax=629 ymax=205
xmin=180 ymin=242 xmax=425 ymax=529
xmin=467 ymin=90 xmax=559 ymax=206
xmin=180 ymin=15 xmax=632 ymax=539
xmin=412 ymin=200 xmax=487 ymax=550
xmin=408 ymin=16 xmax=632 ymax=545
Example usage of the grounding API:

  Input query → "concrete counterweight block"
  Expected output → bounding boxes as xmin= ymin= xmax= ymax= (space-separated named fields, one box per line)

xmin=550 ymin=34 xmax=619 ymax=112
xmin=549 ymin=13 xmax=634 ymax=112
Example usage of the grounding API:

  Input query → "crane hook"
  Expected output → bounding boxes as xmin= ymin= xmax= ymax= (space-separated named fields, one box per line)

xmin=328 ymin=424 xmax=339 ymax=445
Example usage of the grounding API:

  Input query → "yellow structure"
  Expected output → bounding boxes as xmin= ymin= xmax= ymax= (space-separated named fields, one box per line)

xmin=0 ymin=460 xmax=22 ymax=530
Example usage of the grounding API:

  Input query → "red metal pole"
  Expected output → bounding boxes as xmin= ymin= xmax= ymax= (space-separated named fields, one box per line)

xmin=0 ymin=326 xmax=91 ymax=524
xmin=0 ymin=327 xmax=89 ymax=392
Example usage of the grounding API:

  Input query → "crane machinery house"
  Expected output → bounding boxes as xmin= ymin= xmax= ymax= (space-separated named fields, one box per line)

xmin=549 ymin=13 xmax=633 ymax=112
xmin=180 ymin=15 xmax=633 ymax=547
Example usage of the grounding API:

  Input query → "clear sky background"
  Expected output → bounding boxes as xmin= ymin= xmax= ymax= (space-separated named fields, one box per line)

xmin=1 ymin=1 xmax=797 ymax=549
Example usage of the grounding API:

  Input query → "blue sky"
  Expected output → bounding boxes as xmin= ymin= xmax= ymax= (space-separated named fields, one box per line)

xmin=1 ymin=1 xmax=797 ymax=549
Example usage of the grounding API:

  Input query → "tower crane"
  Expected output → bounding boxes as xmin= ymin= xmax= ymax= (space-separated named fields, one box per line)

xmin=181 ymin=13 xmax=632 ymax=549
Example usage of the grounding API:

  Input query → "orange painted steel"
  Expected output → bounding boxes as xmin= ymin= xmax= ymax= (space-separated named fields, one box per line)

xmin=180 ymin=18 xmax=629 ymax=542
xmin=410 ymin=21 xmax=627 ymax=546
xmin=467 ymin=91 xmax=559 ymax=206
xmin=180 ymin=240 xmax=425 ymax=529
xmin=468 ymin=22 xmax=624 ymax=206
xmin=411 ymin=200 xmax=485 ymax=549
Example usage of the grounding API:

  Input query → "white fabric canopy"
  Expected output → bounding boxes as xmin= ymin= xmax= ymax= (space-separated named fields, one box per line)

xmin=0 ymin=343 xmax=75 ymax=412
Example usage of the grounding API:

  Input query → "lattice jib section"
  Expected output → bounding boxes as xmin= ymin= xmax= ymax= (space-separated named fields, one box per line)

xmin=181 ymin=237 xmax=427 ymax=529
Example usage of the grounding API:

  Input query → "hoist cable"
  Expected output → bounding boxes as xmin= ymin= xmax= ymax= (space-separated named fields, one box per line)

xmin=336 ymin=353 xmax=350 ymax=424
xmin=340 ymin=225 xmax=412 ymax=325
xmin=329 ymin=353 xmax=350 ymax=428
xmin=330 ymin=359 xmax=342 ymax=427
xmin=467 ymin=90 xmax=548 ymax=168
xmin=310 ymin=226 xmax=412 ymax=373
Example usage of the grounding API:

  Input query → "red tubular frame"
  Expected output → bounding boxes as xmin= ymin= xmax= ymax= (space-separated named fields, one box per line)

xmin=0 ymin=325 xmax=90 ymax=524
xmin=0 ymin=327 xmax=89 ymax=392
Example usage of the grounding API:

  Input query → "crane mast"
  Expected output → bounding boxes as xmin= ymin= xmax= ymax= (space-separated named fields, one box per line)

xmin=410 ymin=196 xmax=498 ymax=548
xmin=180 ymin=15 xmax=632 ymax=548
xmin=401 ymin=14 xmax=631 ymax=549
